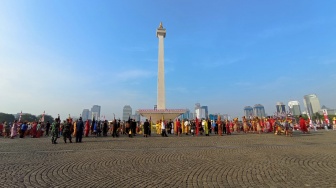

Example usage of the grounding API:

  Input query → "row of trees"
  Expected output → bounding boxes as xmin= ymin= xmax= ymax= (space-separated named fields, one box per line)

xmin=0 ymin=113 xmax=54 ymax=123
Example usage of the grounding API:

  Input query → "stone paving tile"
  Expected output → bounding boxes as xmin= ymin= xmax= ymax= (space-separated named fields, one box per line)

xmin=0 ymin=131 xmax=335 ymax=187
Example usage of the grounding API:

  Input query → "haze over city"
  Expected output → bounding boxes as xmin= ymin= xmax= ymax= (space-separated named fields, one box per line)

xmin=1 ymin=0 xmax=335 ymax=120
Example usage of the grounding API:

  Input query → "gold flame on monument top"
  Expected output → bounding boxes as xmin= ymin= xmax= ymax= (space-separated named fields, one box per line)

xmin=159 ymin=22 xmax=163 ymax=29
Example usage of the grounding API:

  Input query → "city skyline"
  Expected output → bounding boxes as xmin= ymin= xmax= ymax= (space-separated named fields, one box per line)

xmin=1 ymin=1 xmax=335 ymax=120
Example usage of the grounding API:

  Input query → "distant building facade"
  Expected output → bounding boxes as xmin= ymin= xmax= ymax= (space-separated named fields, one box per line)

xmin=195 ymin=103 xmax=208 ymax=119
xmin=288 ymin=101 xmax=301 ymax=116
xmin=253 ymin=104 xmax=266 ymax=118
xmin=276 ymin=102 xmax=286 ymax=114
xmin=82 ymin=109 xmax=90 ymax=121
xmin=122 ymin=105 xmax=132 ymax=121
xmin=303 ymin=94 xmax=321 ymax=116
xmin=244 ymin=106 xmax=253 ymax=118
xmin=90 ymin=105 xmax=101 ymax=120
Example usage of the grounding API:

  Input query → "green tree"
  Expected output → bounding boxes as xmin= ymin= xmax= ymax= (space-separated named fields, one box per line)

xmin=20 ymin=114 xmax=38 ymax=122
xmin=0 ymin=113 xmax=15 ymax=123
xmin=36 ymin=114 xmax=54 ymax=123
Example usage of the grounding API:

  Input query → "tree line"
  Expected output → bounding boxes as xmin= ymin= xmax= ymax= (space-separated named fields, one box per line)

xmin=0 ymin=113 xmax=54 ymax=123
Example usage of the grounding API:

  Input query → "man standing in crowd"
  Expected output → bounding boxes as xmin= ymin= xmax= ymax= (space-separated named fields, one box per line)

xmin=51 ymin=118 xmax=60 ymax=144
xmin=76 ymin=117 xmax=84 ymax=143
xmin=45 ymin=121 xmax=50 ymax=136
xmin=143 ymin=119 xmax=150 ymax=138
xmin=20 ymin=122 xmax=27 ymax=138
xmin=63 ymin=119 xmax=72 ymax=143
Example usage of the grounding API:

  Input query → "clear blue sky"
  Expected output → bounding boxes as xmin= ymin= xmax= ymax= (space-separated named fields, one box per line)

xmin=1 ymin=0 xmax=335 ymax=119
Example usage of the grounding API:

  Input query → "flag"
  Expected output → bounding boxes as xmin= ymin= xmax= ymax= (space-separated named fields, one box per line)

xmin=40 ymin=111 xmax=45 ymax=122
xmin=18 ymin=111 xmax=22 ymax=122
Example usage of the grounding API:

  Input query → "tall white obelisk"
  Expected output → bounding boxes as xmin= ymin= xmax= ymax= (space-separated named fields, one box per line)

xmin=156 ymin=22 xmax=166 ymax=110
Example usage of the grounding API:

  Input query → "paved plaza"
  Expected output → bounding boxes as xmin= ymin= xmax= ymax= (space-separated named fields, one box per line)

xmin=1 ymin=131 xmax=335 ymax=188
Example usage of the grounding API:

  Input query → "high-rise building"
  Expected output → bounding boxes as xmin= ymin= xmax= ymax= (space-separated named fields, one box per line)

xmin=253 ymin=104 xmax=266 ymax=118
xmin=82 ymin=109 xmax=90 ymax=121
xmin=201 ymin=106 xmax=208 ymax=118
xmin=276 ymin=102 xmax=286 ymax=114
xmin=195 ymin=103 xmax=207 ymax=119
xmin=288 ymin=101 xmax=301 ymax=116
xmin=91 ymin=105 xmax=101 ymax=120
xmin=303 ymin=94 xmax=321 ymax=116
xmin=122 ymin=105 xmax=132 ymax=121
xmin=244 ymin=106 xmax=253 ymax=118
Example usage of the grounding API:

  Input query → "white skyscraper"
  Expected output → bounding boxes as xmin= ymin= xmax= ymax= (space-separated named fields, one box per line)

xmin=288 ymin=101 xmax=302 ymax=116
xmin=303 ymin=94 xmax=321 ymax=116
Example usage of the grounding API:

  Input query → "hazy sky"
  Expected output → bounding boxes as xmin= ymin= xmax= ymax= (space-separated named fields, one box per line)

xmin=1 ymin=0 xmax=335 ymax=120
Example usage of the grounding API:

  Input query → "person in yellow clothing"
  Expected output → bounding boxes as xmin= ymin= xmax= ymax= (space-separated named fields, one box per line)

xmin=73 ymin=121 xmax=77 ymax=137
xmin=156 ymin=121 xmax=161 ymax=135
xmin=204 ymin=119 xmax=209 ymax=136
xmin=184 ymin=120 xmax=189 ymax=135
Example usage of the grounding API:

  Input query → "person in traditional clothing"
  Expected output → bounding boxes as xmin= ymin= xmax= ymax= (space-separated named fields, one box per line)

xmin=256 ymin=117 xmax=262 ymax=134
xmin=10 ymin=120 xmax=18 ymax=138
xmin=176 ymin=119 xmax=181 ymax=136
xmin=0 ymin=121 xmax=3 ymax=136
xmin=143 ymin=119 xmax=150 ymax=137
xmin=31 ymin=121 xmax=37 ymax=138
xmin=299 ymin=115 xmax=308 ymax=134
xmin=184 ymin=120 xmax=189 ymax=135
xmin=226 ymin=120 xmax=231 ymax=135
xmin=204 ymin=119 xmax=209 ymax=136
xmin=84 ymin=120 xmax=90 ymax=137
xmin=36 ymin=122 xmax=42 ymax=138
xmin=242 ymin=116 xmax=248 ymax=133
xmin=156 ymin=121 xmax=161 ymax=135
xmin=73 ymin=121 xmax=77 ymax=137
xmin=217 ymin=116 xmax=222 ymax=136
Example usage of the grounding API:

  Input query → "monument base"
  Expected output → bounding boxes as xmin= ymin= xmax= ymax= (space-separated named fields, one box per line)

xmin=137 ymin=109 xmax=186 ymax=124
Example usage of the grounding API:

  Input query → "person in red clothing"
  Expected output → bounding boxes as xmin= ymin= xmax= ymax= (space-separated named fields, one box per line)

xmin=299 ymin=115 xmax=308 ymax=133
xmin=84 ymin=120 xmax=90 ymax=137
xmin=176 ymin=119 xmax=181 ymax=136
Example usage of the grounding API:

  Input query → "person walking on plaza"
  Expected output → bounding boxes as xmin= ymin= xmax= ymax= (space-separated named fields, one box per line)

xmin=63 ymin=119 xmax=72 ymax=143
xmin=84 ymin=120 xmax=90 ymax=137
xmin=20 ymin=122 xmax=28 ymax=138
xmin=299 ymin=115 xmax=309 ymax=134
xmin=76 ymin=117 xmax=84 ymax=143
xmin=51 ymin=118 xmax=60 ymax=144
xmin=161 ymin=120 xmax=168 ymax=137
xmin=10 ymin=120 xmax=18 ymax=139
xmin=143 ymin=119 xmax=150 ymax=137
xmin=45 ymin=121 xmax=50 ymax=136
xmin=103 ymin=120 xmax=108 ymax=136
xmin=217 ymin=117 xmax=223 ymax=136
xmin=0 ymin=121 xmax=3 ymax=136
xmin=204 ymin=119 xmax=209 ymax=136
xmin=4 ymin=122 xmax=11 ymax=138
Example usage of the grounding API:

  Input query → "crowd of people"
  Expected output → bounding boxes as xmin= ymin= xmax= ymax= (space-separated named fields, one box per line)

xmin=0 ymin=114 xmax=327 ymax=144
